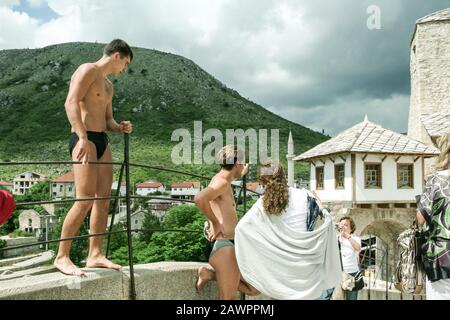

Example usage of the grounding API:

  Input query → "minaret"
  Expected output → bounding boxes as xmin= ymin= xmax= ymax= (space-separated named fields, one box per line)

xmin=287 ymin=131 xmax=295 ymax=187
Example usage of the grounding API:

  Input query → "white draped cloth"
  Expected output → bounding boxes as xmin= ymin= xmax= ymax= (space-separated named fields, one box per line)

xmin=235 ymin=194 xmax=341 ymax=300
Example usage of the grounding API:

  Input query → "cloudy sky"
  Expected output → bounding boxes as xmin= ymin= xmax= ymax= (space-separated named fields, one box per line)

xmin=1 ymin=0 xmax=449 ymax=136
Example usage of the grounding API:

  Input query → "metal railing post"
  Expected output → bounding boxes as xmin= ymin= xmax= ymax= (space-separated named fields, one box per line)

xmin=106 ymin=162 xmax=125 ymax=257
xmin=385 ymin=247 xmax=389 ymax=300
xmin=243 ymin=174 xmax=247 ymax=213
xmin=124 ymin=134 xmax=136 ymax=300
xmin=241 ymin=173 xmax=247 ymax=301
xmin=368 ymin=234 xmax=372 ymax=300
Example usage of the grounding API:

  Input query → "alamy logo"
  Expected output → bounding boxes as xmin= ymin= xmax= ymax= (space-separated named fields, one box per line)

xmin=171 ymin=121 xmax=280 ymax=165
xmin=367 ymin=5 xmax=381 ymax=30
xmin=66 ymin=276 xmax=81 ymax=290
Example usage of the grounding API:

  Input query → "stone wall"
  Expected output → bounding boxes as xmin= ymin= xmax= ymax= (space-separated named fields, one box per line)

xmin=0 ymin=262 xmax=425 ymax=300
xmin=0 ymin=237 xmax=40 ymax=259
xmin=408 ymin=18 xmax=450 ymax=142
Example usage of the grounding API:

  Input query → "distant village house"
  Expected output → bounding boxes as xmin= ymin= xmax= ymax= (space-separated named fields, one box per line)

xmin=18 ymin=209 xmax=56 ymax=240
xmin=50 ymin=171 xmax=75 ymax=199
xmin=13 ymin=172 xmax=47 ymax=195
xmin=171 ymin=182 xmax=201 ymax=200
xmin=136 ymin=181 xmax=166 ymax=196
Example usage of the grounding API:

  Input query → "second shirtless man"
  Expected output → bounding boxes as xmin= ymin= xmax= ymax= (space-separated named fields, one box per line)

xmin=53 ymin=39 xmax=133 ymax=276
xmin=194 ymin=145 xmax=257 ymax=299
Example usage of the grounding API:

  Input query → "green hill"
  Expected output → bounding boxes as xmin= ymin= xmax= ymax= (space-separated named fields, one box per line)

xmin=0 ymin=42 xmax=328 ymax=183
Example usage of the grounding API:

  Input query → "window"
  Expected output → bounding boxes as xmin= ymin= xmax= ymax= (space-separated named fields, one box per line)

xmin=69 ymin=187 xmax=73 ymax=192
xmin=365 ymin=163 xmax=382 ymax=188
xmin=397 ymin=164 xmax=413 ymax=189
xmin=59 ymin=185 xmax=63 ymax=192
xmin=28 ymin=219 xmax=32 ymax=227
xmin=135 ymin=220 xmax=138 ymax=225
xmin=316 ymin=167 xmax=324 ymax=190
xmin=335 ymin=164 xmax=345 ymax=189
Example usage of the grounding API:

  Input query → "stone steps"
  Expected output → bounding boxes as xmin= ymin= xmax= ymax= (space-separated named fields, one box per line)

xmin=0 ymin=251 xmax=54 ymax=274
xmin=0 ymin=265 xmax=56 ymax=281
xmin=0 ymin=253 xmax=42 ymax=267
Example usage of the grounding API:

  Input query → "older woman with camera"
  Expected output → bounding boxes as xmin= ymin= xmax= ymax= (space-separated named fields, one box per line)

xmin=338 ymin=216 xmax=361 ymax=300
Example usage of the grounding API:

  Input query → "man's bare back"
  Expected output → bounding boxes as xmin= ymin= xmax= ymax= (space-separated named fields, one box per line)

xmin=208 ymin=175 xmax=238 ymax=240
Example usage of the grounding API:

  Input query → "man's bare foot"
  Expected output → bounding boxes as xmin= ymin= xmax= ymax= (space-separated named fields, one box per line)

xmin=86 ymin=256 xmax=122 ymax=270
xmin=196 ymin=266 xmax=215 ymax=293
xmin=54 ymin=257 xmax=86 ymax=276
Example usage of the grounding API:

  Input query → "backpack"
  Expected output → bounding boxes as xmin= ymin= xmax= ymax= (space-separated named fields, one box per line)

xmin=393 ymin=222 xmax=425 ymax=294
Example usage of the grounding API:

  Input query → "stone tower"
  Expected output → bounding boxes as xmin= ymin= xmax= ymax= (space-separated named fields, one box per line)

xmin=408 ymin=8 xmax=450 ymax=145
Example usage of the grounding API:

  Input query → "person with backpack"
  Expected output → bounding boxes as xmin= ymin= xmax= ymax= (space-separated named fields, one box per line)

xmin=416 ymin=133 xmax=450 ymax=300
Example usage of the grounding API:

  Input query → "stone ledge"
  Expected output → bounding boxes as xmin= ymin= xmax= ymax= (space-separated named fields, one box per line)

xmin=0 ymin=262 xmax=226 ymax=300
xmin=0 ymin=261 xmax=425 ymax=300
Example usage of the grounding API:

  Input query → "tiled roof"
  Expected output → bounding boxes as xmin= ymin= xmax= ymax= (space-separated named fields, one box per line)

xmin=0 ymin=180 xmax=12 ymax=186
xmin=294 ymin=116 xmax=440 ymax=161
xmin=51 ymin=172 xmax=74 ymax=183
xmin=421 ymin=113 xmax=450 ymax=138
xmin=136 ymin=182 xmax=163 ymax=188
xmin=171 ymin=182 xmax=201 ymax=188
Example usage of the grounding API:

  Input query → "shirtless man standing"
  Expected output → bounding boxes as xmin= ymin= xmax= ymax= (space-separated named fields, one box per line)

xmin=53 ymin=39 xmax=133 ymax=276
xmin=194 ymin=145 xmax=257 ymax=299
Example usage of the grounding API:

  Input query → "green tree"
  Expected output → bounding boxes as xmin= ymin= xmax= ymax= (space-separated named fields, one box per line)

xmin=104 ymin=222 xmax=128 ymax=254
xmin=109 ymin=204 xmax=208 ymax=265
xmin=163 ymin=205 xmax=201 ymax=228
xmin=110 ymin=240 xmax=143 ymax=266
xmin=18 ymin=182 xmax=50 ymax=202
xmin=0 ymin=239 xmax=7 ymax=259
xmin=140 ymin=212 xmax=162 ymax=243
xmin=151 ymin=204 xmax=208 ymax=262
xmin=0 ymin=210 xmax=19 ymax=236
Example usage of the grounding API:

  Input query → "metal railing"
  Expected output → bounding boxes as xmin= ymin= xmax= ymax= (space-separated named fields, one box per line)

xmin=358 ymin=234 xmax=390 ymax=300
xmin=0 ymin=134 xmax=259 ymax=300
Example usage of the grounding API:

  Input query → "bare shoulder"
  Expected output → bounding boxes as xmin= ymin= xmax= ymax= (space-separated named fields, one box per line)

xmin=208 ymin=176 xmax=229 ymax=193
xmin=72 ymin=63 xmax=99 ymax=80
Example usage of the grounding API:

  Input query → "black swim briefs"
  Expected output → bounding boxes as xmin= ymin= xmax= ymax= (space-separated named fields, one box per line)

xmin=69 ymin=131 xmax=110 ymax=160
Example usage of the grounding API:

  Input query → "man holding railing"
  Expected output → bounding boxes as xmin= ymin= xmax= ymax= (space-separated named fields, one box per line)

xmin=53 ymin=39 xmax=133 ymax=276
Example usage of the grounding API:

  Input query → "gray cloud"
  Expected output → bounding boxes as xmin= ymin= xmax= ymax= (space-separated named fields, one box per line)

xmin=1 ymin=0 xmax=449 ymax=136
